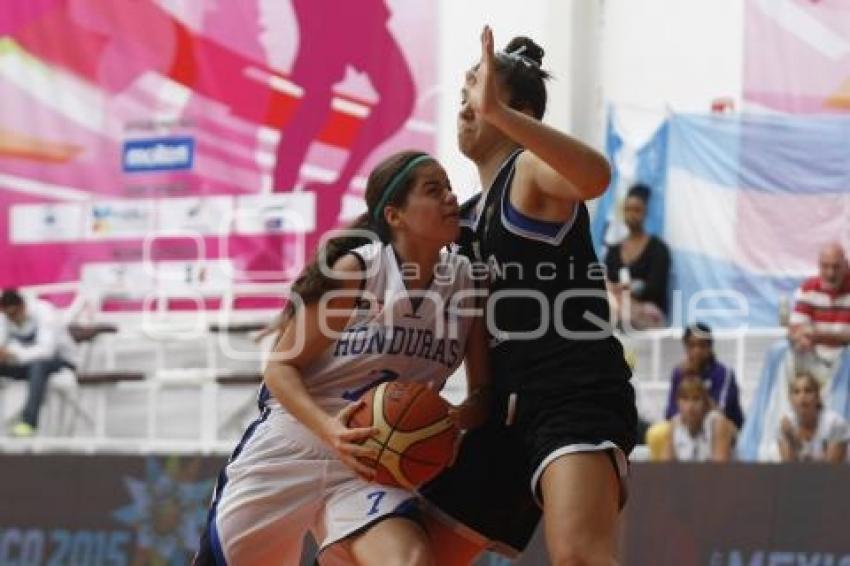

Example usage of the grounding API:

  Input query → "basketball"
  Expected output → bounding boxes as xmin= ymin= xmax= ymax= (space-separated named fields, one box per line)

xmin=348 ymin=380 xmax=460 ymax=489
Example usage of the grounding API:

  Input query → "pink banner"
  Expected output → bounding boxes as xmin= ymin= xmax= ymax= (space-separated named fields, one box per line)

xmin=745 ymin=0 xmax=850 ymax=113
xmin=0 ymin=1 xmax=436 ymax=299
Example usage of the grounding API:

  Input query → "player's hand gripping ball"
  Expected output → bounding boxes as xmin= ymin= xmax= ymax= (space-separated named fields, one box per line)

xmin=348 ymin=381 xmax=460 ymax=489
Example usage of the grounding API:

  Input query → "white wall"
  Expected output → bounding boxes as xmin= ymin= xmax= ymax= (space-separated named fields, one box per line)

xmin=434 ymin=0 xmax=746 ymax=185
xmin=436 ymin=0 xmax=576 ymax=200
xmin=599 ymin=0 xmax=744 ymax=143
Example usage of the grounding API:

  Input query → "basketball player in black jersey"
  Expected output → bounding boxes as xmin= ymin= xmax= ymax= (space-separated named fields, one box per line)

xmin=421 ymin=27 xmax=637 ymax=565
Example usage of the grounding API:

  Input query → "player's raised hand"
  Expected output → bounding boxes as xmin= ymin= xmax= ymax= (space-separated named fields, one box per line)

xmin=322 ymin=400 xmax=380 ymax=480
xmin=468 ymin=25 xmax=502 ymax=121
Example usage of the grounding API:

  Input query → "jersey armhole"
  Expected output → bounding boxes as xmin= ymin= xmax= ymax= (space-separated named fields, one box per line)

xmin=500 ymin=162 xmax=581 ymax=246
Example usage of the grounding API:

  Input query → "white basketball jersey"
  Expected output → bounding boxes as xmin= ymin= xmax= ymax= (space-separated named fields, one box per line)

xmin=264 ymin=242 xmax=479 ymax=415
xmin=672 ymin=410 xmax=723 ymax=462
xmin=211 ymin=244 xmax=479 ymax=564
xmin=786 ymin=409 xmax=849 ymax=461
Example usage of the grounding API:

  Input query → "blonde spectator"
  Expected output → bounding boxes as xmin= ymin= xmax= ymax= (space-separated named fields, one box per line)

xmin=778 ymin=373 xmax=848 ymax=463
xmin=660 ymin=375 xmax=736 ymax=462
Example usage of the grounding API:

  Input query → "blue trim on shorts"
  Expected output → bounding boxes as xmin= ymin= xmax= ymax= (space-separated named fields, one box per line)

xmin=393 ymin=497 xmax=420 ymax=518
xmin=206 ymin=406 xmax=272 ymax=563
xmin=210 ymin=517 xmax=227 ymax=566
xmin=316 ymin=497 xmax=422 ymax=558
xmin=257 ymin=384 xmax=271 ymax=409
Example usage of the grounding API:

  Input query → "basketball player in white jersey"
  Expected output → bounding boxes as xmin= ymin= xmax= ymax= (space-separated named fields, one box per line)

xmin=660 ymin=375 xmax=736 ymax=462
xmin=194 ymin=150 xmax=490 ymax=565
xmin=779 ymin=372 xmax=848 ymax=463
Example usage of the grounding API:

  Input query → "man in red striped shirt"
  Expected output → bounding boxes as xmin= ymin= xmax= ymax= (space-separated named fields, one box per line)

xmin=789 ymin=243 xmax=850 ymax=366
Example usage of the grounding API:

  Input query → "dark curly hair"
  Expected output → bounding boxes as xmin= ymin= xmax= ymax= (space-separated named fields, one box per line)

xmin=493 ymin=36 xmax=551 ymax=120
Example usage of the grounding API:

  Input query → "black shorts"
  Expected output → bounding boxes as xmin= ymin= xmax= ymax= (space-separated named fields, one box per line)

xmin=420 ymin=418 xmax=540 ymax=556
xmin=420 ymin=378 xmax=637 ymax=556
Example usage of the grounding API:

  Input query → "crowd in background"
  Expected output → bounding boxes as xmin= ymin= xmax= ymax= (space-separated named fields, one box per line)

xmin=604 ymin=184 xmax=850 ymax=463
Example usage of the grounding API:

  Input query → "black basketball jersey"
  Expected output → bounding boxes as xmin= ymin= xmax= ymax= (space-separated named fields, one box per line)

xmin=457 ymin=150 xmax=630 ymax=395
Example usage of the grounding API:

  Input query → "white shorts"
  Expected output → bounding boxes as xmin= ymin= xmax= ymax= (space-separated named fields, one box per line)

xmin=209 ymin=409 xmax=419 ymax=565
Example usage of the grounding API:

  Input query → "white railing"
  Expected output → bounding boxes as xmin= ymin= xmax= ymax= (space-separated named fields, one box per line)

xmin=619 ymin=327 xmax=787 ymax=421
xmin=1 ymin=289 xmax=790 ymax=454
xmin=1 ymin=281 xmax=288 ymax=454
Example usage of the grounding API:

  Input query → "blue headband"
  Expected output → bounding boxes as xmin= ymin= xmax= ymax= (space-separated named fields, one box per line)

xmin=372 ymin=154 xmax=434 ymax=223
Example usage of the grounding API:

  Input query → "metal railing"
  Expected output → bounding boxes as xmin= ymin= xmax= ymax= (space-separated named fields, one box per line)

xmin=1 ymin=281 xmax=790 ymax=453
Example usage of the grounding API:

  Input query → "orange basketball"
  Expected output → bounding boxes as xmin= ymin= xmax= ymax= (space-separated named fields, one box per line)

xmin=348 ymin=380 xmax=460 ymax=489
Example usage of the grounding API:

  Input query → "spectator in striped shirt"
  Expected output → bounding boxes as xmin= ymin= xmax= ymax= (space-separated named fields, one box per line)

xmin=789 ymin=243 xmax=850 ymax=377
xmin=789 ymin=243 xmax=850 ymax=350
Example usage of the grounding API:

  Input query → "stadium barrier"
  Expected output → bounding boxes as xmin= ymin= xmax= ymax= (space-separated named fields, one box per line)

xmin=2 ymin=456 xmax=848 ymax=565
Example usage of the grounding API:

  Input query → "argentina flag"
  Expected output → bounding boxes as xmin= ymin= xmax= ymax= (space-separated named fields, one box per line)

xmin=595 ymin=111 xmax=850 ymax=329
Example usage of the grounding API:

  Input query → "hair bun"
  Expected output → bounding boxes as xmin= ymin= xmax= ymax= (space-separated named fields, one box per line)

xmin=505 ymin=36 xmax=544 ymax=66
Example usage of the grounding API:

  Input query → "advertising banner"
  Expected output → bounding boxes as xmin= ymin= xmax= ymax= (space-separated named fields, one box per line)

xmin=745 ymin=0 xmax=850 ymax=113
xmin=596 ymin=112 xmax=850 ymax=328
xmin=622 ymin=463 xmax=850 ymax=565
xmin=4 ymin=457 xmax=850 ymax=565
xmin=0 ymin=1 xmax=436 ymax=299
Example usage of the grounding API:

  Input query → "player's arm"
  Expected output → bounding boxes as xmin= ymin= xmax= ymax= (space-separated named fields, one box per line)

xmin=263 ymin=254 xmax=378 ymax=478
xmin=472 ymin=26 xmax=611 ymax=203
xmin=710 ymin=415 xmax=735 ymax=463
xmin=450 ymin=315 xmax=491 ymax=430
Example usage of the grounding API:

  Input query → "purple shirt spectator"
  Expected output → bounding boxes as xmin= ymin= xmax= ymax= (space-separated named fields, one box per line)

xmin=665 ymin=359 xmax=744 ymax=429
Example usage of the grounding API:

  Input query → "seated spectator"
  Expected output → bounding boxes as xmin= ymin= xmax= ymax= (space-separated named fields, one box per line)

xmin=738 ymin=245 xmax=850 ymax=461
xmin=788 ymin=242 xmax=850 ymax=381
xmin=660 ymin=375 xmax=736 ymax=462
xmin=664 ymin=323 xmax=744 ymax=428
xmin=605 ymin=183 xmax=671 ymax=330
xmin=778 ymin=372 xmax=848 ymax=463
xmin=0 ymin=289 xmax=78 ymax=437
